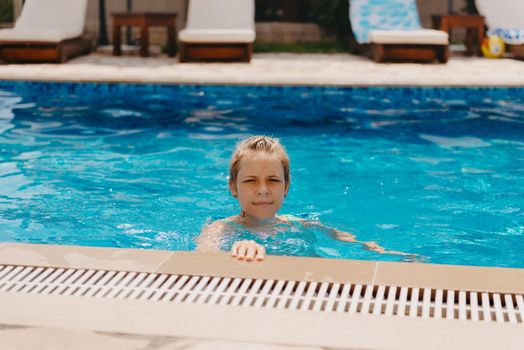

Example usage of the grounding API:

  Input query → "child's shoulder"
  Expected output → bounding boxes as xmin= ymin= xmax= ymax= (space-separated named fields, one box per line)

xmin=277 ymin=214 xmax=305 ymax=224
xmin=208 ymin=216 xmax=241 ymax=229
xmin=218 ymin=215 xmax=241 ymax=224
xmin=201 ymin=217 xmax=235 ymax=234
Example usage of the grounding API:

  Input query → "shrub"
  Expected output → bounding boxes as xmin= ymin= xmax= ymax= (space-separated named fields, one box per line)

xmin=309 ymin=0 xmax=351 ymax=43
xmin=0 ymin=0 xmax=13 ymax=23
xmin=463 ymin=0 xmax=479 ymax=14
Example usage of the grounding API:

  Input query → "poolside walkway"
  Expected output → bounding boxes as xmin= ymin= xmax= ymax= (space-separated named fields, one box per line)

xmin=4 ymin=325 xmax=321 ymax=350
xmin=1 ymin=243 xmax=523 ymax=350
xmin=0 ymin=53 xmax=524 ymax=86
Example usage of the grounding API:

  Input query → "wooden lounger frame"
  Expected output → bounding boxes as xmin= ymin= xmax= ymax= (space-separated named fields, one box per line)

xmin=371 ymin=43 xmax=449 ymax=63
xmin=179 ymin=42 xmax=252 ymax=63
xmin=0 ymin=37 xmax=90 ymax=63
xmin=508 ymin=44 xmax=524 ymax=60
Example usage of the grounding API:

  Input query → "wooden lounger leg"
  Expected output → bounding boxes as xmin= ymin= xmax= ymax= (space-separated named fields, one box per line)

xmin=179 ymin=43 xmax=187 ymax=62
xmin=436 ymin=46 xmax=449 ymax=63
xmin=372 ymin=44 xmax=385 ymax=63
xmin=57 ymin=43 xmax=66 ymax=63
xmin=166 ymin=24 xmax=176 ymax=57
xmin=243 ymin=43 xmax=252 ymax=62
xmin=113 ymin=24 xmax=122 ymax=56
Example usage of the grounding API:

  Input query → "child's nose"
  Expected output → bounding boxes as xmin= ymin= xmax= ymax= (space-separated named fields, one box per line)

xmin=256 ymin=184 xmax=269 ymax=195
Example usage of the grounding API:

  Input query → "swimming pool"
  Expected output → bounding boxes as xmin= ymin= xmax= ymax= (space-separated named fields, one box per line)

xmin=0 ymin=81 xmax=522 ymax=268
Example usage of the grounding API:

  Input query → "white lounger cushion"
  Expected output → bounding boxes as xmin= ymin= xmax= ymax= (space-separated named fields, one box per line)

xmin=0 ymin=29 xmax=81 ymax=42
xmin=369 ymin=29 xmax=449 ymax=45
xmin=476 ymin=0 xmax=524 ymax=44
xmin=179 ymin=0 xmax=255 ymax=43
xmin=0 ymin=0 xmax=87 ymax=43
xmin=476 ymin=0 xmax=524 ymax=29
xmin=179 ymin=29 xmax=255 ymax=43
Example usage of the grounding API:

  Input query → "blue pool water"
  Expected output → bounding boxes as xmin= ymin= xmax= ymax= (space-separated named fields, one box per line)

xmin=0 ymin=82 xmax=523 ymax=268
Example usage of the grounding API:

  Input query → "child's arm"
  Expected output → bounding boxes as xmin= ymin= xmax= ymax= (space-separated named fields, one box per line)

xmin=195 ymin=221 xmax=226 ymax=252
xmin=302 ymin=220 xmax=415 ymax=258
xmin=196 ymin=221 xmax=266 ymax=261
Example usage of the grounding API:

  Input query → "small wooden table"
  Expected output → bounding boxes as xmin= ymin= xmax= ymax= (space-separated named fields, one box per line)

xmin=432 ymin=15 xmax=485 ymax=56
xmin=112 ymin=12 xmax=177 ymax=57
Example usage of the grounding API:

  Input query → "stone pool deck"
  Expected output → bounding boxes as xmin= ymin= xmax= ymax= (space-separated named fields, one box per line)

xmin=1 ymin=243 xmax=523 ymax=350
xmin=0 ymin=52 xmax=523 ymax=86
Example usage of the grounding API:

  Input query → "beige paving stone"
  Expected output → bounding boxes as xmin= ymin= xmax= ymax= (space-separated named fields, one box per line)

xmin=1 ymin=53 xmax=524 ymax=86
xmin=1 ymin=292 xmax=523 ymax=350
xmin=156 ymin=339 xmax=325 ymax=350
xmin=0 ymin=325 xmax=326 ymax=350
xmin=0 ymin=326 xmax=150 ymax=350
xmin=1 ymin=243 xmax=523 ymax=294
xmin=157 ymin=251 xmax=377 ymax=284
xmin=0 ymin=243 xmax=172 ymax=272
xmin=374 ymin=261 xmax=524 ymax=294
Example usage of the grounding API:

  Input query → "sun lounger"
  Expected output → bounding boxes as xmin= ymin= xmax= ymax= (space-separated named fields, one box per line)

xmin=0 ymin=0 xmax=90 ymax=63
xmin=350 ymin=0 xmax=449 ymax=63
xmin=476 ymin=0 xmax=524 ymax=59
xmin=178 ymin=0 xmax=256 ymax=62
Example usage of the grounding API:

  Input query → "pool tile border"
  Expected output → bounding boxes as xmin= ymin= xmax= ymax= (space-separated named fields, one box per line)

xmin=0 ymin=243 xmax=172 ymax=273
xmin=373 ymin=261 xmax=524 ymax=293
xmin=156 ymin=251 xmax=377 ymax=285
xmin=1 ymin=243 xmax=523 ymax=294
xmin=2 ymin=79 xmax=524 ymax=104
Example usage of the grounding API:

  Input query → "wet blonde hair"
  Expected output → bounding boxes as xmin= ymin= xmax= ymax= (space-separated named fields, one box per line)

xmin=229 ymin=135 xmax=290 ymax=186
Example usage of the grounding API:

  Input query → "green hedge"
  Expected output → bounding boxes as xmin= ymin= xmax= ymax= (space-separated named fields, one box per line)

xmin=0 ymin=0 xmax=14 ymax=23
xmin=463 ymin=0 xmax=479 ymax=14
xmin=310 ymin=0 xmax=351 ymax=44
xmin=254 ymin=41 xmax=349 ymax=53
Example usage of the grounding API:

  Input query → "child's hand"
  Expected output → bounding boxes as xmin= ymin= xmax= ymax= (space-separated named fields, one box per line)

xmin=363 ymin=241 xmax=386 ymax=253
xmin=231 ymin=240 xmax=266 ymax=262
xmin=364 ymin=241 xmax=427 ymax=262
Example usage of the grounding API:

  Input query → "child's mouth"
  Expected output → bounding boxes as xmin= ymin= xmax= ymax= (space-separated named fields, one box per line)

xmin=253 ymin=202 xmax=273 ymax=206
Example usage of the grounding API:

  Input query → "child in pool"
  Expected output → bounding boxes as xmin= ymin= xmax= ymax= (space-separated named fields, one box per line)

xmin=196 ymin=135 xmax=413 ymax=262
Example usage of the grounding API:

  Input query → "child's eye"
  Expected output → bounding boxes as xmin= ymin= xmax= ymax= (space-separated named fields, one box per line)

xmin=269 ymin=179 xmax=281 ymax=182
xmin=243 ymin=179 xmax=254 ymax=183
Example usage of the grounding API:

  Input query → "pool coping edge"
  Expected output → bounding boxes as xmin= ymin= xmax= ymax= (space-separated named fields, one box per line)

xmin=1 ymin=243 xmax=523 ymax=294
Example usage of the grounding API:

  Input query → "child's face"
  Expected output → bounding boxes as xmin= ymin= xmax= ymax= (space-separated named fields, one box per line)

xmin=230 ymin=153 xmax=289 ymax=220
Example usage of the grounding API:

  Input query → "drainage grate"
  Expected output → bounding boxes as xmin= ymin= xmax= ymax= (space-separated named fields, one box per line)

xmin=1 ymin=264 xmax=523 ymax=323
